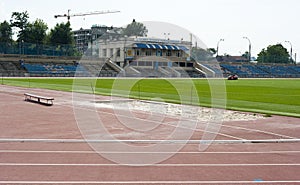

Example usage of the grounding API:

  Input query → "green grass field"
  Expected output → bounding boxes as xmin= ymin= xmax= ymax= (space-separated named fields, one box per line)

xmin=2 ymin=78 xmax=300 ymax=117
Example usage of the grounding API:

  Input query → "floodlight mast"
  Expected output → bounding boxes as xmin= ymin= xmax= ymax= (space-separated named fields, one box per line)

xmin=54 ymin=10 xmax=121 ymax=21
xmin=216 ymin=39 xmax=224 ymax=57
xmin=285 ymin=41 xmax=293 ymax=63
xmin=243 ymin=36 xmax=251 ymax=61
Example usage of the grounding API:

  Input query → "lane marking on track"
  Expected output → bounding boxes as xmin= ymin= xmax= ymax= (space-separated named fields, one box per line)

xmin=0 ymin=181 xmax=300 ymax=184
xmin=1 ymin=150 xmax=300 ymax=154
xmin=1 ymin=138 xmax=300 ymax=144
xmin=220 ymin=124 xmax=298 ymax=139
xmin=1 ymin=163 xmax=300 ymax=166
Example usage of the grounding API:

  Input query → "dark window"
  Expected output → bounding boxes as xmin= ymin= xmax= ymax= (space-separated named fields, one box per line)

xmin=179 ymin=62 xmax=185 ymax=67
xmin=166 ymin=50 xmax=172 ymax=56
xmin=176 ymin=51 xmax=182 ymax=57
xmin=135 ymin=49 xmax=140 ymax=56
xmin=187 ymin=62 xmax=193 ymax=67
xmin=156 ymin=50 xmax=162 ymax=56
xmin=146 ymin=50 xmax=152 ymax=56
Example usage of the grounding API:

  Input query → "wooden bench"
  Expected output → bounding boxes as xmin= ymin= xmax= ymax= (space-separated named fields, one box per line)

xmin=24 ymin=93 xmax=54 ymax=105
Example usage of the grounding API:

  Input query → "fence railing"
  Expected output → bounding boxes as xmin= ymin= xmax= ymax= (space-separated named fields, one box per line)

xmin=0 ymin=42 xmax=80 ymax=57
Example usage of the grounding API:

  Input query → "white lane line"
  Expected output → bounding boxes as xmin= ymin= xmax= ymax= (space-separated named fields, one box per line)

xmin=1 ymin=150 xmax=300 ymax=154
xmin=1 ymin=138 xmax=300 ymax=143
xmin=0 ymin=181 xmax=300 ymax=184
xmin=221 ymin=124 xmax=297 ymax=139
xmin=1 ymin=163 xmax=300 ymax=166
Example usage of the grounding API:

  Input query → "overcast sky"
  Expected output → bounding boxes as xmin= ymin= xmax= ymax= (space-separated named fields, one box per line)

xmin=1 ymin=0 xmax=299 ymax=61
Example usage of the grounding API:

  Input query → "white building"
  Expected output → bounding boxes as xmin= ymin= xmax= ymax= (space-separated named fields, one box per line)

xmin=98 ymin=37 xmax=192 ymax=68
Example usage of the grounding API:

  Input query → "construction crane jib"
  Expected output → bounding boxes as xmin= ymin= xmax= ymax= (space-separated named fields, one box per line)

xmin=54 ymin=10 xmax=120 ymax=21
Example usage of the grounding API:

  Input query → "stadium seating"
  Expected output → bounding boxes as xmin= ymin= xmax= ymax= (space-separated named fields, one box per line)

xmin=80 ymin=63 xmax=119 ymax=77
xmin=1 ymin=56 xmax=300 ymax=78
xmin=0 ymin=61 xmax=26 ymax=77
xmin=220 ymin=63 xmax=300 ymax=78
xmin=201 ymin=63 xmax=224 ymax=76
xmin=23 ymin=63 xmax=90 ymax=77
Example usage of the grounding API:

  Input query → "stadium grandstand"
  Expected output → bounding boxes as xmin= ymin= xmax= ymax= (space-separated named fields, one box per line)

xmin=0 ymin=38 xmax=300 ymax=78
xmin=1 ymin=56 xmax=300 ymax=78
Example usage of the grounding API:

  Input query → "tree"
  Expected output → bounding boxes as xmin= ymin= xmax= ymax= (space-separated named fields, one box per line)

xmin=0 ymin=21 xmax=13 ymax=54
xmin=257 ymin=44 xmax=290 ymax=63
xmin=10 ymin=11 xmax=29 ymax=42
xmin=47 ymin=22 xmax=77 ymax=56
xmin=121 ymin=20 xmax=148 ymax=37
xmin=48 ymin=22 xmax=74 ymax=45
xmin=23 ymin=19 xmax=48 ymax=44
xmin=21 ymin=19 xmax=48 ymax=55
xmin=0 ymin=21 xmax=13 ymax=43
xmin=241 ymin=51 xmax=249 ymax=60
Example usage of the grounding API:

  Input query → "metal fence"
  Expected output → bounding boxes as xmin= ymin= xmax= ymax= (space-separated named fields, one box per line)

xmin=0 ymin=42 xmax=79 ymax=57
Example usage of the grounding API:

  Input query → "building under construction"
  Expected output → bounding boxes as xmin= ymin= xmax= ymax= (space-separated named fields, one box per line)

xmin=73 ymin=25 xmax=120 ymax=55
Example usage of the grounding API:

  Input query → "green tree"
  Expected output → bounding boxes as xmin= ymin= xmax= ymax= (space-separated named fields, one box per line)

xmin=48 ymin=22 xmax=74 ymax=45
xmin=21 ymin=19 xmax=48 ymax=55
xmin=10 ymin=11 xmax=29 ymax=42
xmin=23 ymin=19 xmax=48 ymax=44
xmin=0 ymin=21 xmax=13 ymax=54
xmin=241 ymin=51 xmax=249 ymax=60
xmin=257 ymin=44 xmax=290 ymax=63
xmin=47 ymin=22 xmax=77 ymax=56
xmin=122 ymin=20 xmax=148 ymax=37
xmin=0 ymin=21 xmax=13 ymax=43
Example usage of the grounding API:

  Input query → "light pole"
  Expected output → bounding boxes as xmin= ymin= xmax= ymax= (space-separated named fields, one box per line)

xmin=285 ymin=41 xmax=293 ymax=63
xmin=123 ymin=35 xmax=128 ymax=67
xmin=22 ymin=40 xmax=23 ymax=55
xmin=243 ymin=37 xmax=251 ymax=61
xmin=216 ymin=39 xmax=224 ymax=57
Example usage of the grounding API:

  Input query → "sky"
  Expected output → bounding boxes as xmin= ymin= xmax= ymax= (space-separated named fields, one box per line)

xmin=1 ymin=0 xmax=299 ymax=61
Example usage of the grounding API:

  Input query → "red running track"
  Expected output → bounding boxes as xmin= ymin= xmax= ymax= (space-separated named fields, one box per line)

xmin=0 ymin=85 xmax=300 ymax=184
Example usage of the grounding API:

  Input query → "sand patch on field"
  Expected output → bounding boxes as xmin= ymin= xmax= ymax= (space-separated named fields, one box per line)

xmin=94 ymin=100 xmax=264 ymax=122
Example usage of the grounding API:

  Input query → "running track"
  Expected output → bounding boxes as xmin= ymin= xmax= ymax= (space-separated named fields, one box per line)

xmin=0 ymin=85 xmax=300 ymax=184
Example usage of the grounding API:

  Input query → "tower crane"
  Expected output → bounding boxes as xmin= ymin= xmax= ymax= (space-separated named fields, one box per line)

xmin=54 ymin=9 xmax=120 ymax=21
